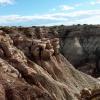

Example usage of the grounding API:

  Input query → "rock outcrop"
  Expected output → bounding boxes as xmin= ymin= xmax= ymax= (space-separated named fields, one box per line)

xmin=0 ymin=26 xmax=100 ymax=100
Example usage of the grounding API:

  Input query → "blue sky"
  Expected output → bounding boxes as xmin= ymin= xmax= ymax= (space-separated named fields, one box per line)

xmin=0 ymin=0 xmax=100 ymax=26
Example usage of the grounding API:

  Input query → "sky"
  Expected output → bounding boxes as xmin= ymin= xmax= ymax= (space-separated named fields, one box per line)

xmin=0 ymin=0 xmax=100 ymax=26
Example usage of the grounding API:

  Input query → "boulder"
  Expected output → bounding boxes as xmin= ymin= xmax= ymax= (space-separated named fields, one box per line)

xmin=80 ymin=88 xmax=91 ymax=99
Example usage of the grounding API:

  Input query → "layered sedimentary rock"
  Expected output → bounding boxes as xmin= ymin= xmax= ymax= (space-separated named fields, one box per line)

xmin=0 ymin=26 xmax=100 ymax=100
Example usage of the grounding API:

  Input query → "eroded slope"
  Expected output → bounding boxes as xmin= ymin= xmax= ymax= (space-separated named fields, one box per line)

xmin=0 ymin=29 xmax=99 ymax=100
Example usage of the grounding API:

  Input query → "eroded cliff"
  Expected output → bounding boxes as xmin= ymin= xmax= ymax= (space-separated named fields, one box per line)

xmin=59 ymin=25 xmax=100 ymax=77
xmin=0 ymin=26 xmax=100 ymax=100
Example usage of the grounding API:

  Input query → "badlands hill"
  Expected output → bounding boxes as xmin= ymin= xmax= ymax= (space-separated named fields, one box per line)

xmin=0 ymin=25 xmax=100 ymax=100
xmin=58 ymin=25 xmax=100 ymax=77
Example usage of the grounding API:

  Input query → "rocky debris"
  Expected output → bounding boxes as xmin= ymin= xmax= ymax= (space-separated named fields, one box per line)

xmin=0 ymin=27 xmax=99 ymax=100
xmin=80 ymin=88 xmax=92 ymax=99
xmin=79 ymin=88 xmax=100 ymax=100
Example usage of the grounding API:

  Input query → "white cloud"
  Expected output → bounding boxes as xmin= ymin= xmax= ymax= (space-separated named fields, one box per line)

xmin=78 ymin=15 xmax=100 ymax=24
xmin=0 ymin=9 xmax=100 ymax=25
xmin=90 ymin=0 xmax=100 ymax=5
xmin=59 ymin=5 xmax=74 ymax=11
xmin=39 ymin=14 xmax=100 ymax=26
xmin=0 ymin=0 xmax=14 ymax=5
xmin=69 ymin=9 xmax=100 ymax=17
xmin=45 ymin=9 xmax=100 ymax=18
xmin=49 ymin=5 xmax=74 ymax=13
xmin=0 ymin=14 xmax=68 ymax=24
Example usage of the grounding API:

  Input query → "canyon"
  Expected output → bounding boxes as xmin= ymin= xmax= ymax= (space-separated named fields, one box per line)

xmin=0 ymin=25 xmax=100 ymax=100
